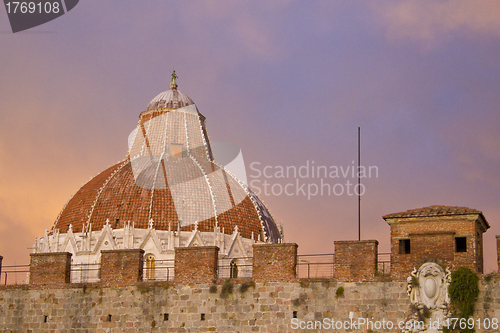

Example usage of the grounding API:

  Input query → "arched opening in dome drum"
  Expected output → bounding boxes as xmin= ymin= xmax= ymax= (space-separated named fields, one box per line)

xmin=145 ymin=254 xmax=156 ymax=280
xmin=230 ymin=260 xmax=238 ymax=279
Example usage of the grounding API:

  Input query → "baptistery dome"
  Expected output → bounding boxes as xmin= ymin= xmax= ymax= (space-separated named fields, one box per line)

xmin=34 ymin=73 xmax=280 ymax=281
xmin=51 ymin=73 xmax=280 ymax=243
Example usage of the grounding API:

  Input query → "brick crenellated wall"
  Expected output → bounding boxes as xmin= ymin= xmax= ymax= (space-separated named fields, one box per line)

xmin=29 ymin=252 xmax=72 ymax=285
xmin=1 ymin=237 xmax=499 ymax=331
xmin=100 ymin=249 xmax=144 ymax=287
xmin=174 ymin=246 xmax=219 ymax=285
xmin=21 ymin=234 xmax=500 ymax=288
xmin=334 ymin=240 xmax=378 ymax=282
xmin=253 ymin=243 xmax=297 ymax=282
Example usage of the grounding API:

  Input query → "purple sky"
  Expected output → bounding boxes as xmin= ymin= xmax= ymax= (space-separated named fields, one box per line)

xmin=1 ymin=1 xmax=500 ymax=272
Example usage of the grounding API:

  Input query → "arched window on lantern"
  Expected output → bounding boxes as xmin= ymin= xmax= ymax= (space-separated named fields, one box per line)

xmin=145 ymin=254 xmax=156 ymax=280
xmin=230 ymin=260 xmax=238 ymax=279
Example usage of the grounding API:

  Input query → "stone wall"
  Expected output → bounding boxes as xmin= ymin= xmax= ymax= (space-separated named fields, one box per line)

xmin=1 ymin=277 xmax=499 ymax=332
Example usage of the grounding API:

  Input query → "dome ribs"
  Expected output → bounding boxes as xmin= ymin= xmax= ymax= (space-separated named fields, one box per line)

xmin=53 ymin=160 xmax=273 ymax=240
xmin=86 ymin=160 xmax=129 ymax=229
xmin=54 ymin=161 xmax=125 ymax=233
xmin=183 ymin=111 xmax=219 ymax=227
xmin=52 ymin=84 xmax=280 ymax=243
xmin=145 ymin=89 xmax=194 ymax=112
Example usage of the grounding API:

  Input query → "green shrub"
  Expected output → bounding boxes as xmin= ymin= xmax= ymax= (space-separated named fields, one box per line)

xmin=447 ymin=267 xmax=479 ymax=333
xmin=239 ymin=280 xmax=255 ymax=293
xmin=336 ymin=286 xmax=344 ymax=297
xmin=483 ymin=272 xmax=495 ymax=283
xmin=220 ymin=279 xmax=233 ymax=298
xmin=209 ymin=284 xmax=217 ymax=293
xmin=449 ymin=267 xmax=479 ymax=318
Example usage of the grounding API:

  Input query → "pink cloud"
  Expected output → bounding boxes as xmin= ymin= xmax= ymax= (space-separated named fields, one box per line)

xmin=373 ymin=0 xmax=500 ymax=47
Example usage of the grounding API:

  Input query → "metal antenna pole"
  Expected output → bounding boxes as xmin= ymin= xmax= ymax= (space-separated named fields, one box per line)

xmin=358 ymin=127 xmax=361 ymax=241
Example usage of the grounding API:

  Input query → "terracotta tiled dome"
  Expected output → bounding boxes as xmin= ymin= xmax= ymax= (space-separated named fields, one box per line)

xmin=53 ymin=76 xmax=280 ymax=243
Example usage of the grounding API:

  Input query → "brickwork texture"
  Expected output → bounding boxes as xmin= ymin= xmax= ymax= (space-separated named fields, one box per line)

xmin=100 ymin=249 xmax=144 ymax=287
xmin=334 ymin=240 xmax=378 ymax=282
xmin=386 ymin=214 xmax=488 ymax=280
xmin=253 ymin=243 xmax=297 ymax=282
xmin=174 ymin=246 xmax=219 ymax=285
xmin=29 ymin=252 xmax=72 ymax=285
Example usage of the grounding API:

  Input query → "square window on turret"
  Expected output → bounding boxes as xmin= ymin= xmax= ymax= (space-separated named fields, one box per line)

xmin=399 ymin=239 xmax=410 ymax=254
xmin=455 ymin=237 xmax=467 ymax=252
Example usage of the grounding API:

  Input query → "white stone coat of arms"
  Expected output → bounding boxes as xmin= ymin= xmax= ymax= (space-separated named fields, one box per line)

xmin=404 ymin=262 xmax=451 ymax=333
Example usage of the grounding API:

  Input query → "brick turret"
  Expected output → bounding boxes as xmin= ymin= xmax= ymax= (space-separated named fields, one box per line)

xmin=384 ymin=205 xmax=489 ymax=281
